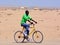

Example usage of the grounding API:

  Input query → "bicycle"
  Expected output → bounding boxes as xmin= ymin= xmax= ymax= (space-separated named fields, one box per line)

xmin=14 ymin=22 xmax=43 ymax=43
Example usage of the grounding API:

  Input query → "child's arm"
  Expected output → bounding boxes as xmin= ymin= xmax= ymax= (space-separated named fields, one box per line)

xmin=30 ymin=18 xmax=37 ymax=24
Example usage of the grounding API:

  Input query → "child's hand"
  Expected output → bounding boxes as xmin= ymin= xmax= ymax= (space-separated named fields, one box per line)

xmin=31 ymin=22 xmax=33 ymax=24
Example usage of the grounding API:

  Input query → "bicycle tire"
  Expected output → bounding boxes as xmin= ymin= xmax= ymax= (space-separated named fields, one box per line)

xmin=32 ymin=31 xmax=43 ymax=43
xmin=14 ymin=31 xmax=24 ymax=43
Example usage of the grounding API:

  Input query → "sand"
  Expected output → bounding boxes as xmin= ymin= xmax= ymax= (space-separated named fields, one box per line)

xmin=0 ymin=7 xmax=60 ymax=45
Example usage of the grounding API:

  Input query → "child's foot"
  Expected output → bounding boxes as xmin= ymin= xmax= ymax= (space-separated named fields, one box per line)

xmin=27 ymin=38 xmax=30 ymax=41
xmin=21 ymin=38 xmax=25 ymax=43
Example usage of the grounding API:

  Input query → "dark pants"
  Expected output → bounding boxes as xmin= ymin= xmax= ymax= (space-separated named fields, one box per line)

xmin=21 ymin=23 xmax=30 ymax=36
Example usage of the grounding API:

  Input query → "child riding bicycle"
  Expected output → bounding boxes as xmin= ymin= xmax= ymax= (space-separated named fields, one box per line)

xmin=20 ymin=10 xmax=37 ymax=42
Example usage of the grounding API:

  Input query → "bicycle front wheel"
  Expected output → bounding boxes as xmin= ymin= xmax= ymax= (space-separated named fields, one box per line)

xmin=14 ymin=31 xmax=24 ymax=43
xmin=32 ymin=31 xmax=43 ymax=43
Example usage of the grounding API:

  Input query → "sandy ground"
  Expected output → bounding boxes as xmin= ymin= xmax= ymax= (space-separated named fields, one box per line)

xmin=0 ymin=7 xmax=60 ymax=45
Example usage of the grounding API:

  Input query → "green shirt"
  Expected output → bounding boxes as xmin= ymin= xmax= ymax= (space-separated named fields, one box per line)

xmin=21 ymin=14 xmax=32 ymax=24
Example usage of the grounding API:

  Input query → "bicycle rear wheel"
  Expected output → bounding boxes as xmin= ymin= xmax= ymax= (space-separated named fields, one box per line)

xmin=32 ymin=31 xmax=43 ymax=43
xmin=14 ymin=31 xmax=24 ymax=43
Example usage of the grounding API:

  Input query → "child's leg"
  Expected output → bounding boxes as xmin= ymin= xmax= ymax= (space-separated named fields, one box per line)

xmin=21 ymin=23 xmax=30 ymax=37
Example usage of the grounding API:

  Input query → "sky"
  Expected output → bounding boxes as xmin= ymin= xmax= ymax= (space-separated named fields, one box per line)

xmin=0 ymin=0 xmax=60 ymax=8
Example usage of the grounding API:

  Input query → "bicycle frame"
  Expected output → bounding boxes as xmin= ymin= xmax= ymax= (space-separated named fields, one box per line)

xmin=22 ymin=24 xmax=36 ymax=36
xmin=29 ymin=24 xmax=35 ymax=36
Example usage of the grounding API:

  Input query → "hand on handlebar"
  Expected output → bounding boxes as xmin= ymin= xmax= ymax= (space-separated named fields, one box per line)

xmin=31 ymin=22 xmax=33 ymax=24
xmin=30 ymin=21 xmax=37 ymax=24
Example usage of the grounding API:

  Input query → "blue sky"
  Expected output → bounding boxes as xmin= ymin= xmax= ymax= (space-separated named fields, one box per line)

xmin=0 ymin=0 xmax=60 ymax=8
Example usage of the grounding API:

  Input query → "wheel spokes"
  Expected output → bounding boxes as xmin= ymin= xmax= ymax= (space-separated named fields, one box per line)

xmin=32 ymin=31 xmax=43 ymax=43
xmin=14 ymin=31 xmax=24 ymax=43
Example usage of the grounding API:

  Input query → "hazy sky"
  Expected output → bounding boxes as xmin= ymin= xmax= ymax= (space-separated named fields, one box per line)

xmin=0 ymin=0 xmax=60 ymax=8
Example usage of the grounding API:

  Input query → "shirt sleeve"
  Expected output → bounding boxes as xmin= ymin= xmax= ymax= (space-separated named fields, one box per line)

xmin=28 ymin=15 xmax=32 ymax=20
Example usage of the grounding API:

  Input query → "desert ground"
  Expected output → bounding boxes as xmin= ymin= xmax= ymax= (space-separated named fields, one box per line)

xmin=0 ymin=7 xmax=60 ymax=45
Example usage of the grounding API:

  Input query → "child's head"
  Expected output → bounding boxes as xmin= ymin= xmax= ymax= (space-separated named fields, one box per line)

xmin=25 ymin=10 xmax=29 ymax=16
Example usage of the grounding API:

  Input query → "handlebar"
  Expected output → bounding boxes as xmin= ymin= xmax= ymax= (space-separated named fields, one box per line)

xmin=30 ymin=22 xmax=37 ymax=26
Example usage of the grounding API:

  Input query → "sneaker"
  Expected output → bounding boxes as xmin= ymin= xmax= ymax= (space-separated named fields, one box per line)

xmin=27 ymin=37 xmax=32 ymax=42
xmin=27 ymin=38 xmax=30 ymax=41
xmin=21 ymin=38 xmax=25 ymax=43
